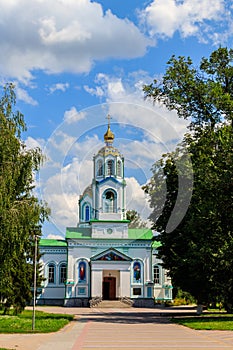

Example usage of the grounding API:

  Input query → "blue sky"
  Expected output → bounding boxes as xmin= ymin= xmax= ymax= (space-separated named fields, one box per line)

xmin=1 ymin=0 xmax=232 ymax=238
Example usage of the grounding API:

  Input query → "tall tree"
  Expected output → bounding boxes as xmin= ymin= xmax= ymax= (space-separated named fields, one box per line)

xmin=0 ymin=83 xmax=49 ymax=314
xmin=126 ymin=209 xmax=147 ymax=229
xmin=143 ymin=48 xmax=233 ymax=312
xmin=143 ymin=47 xmax=233 ymax=128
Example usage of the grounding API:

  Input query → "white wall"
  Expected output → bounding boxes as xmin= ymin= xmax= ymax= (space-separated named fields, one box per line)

xmin=120 ymin=270 xmax=130 ymax=297
xmin=91 ymin=270 xmax=103 ymax=297
xmin=40 ymin=286 xmax=65 ymax=299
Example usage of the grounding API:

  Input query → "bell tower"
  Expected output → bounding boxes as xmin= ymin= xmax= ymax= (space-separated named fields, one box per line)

xmin=78 ymin=116 xmax=128 ymax=238
xmin=92 ymin=115 xmax=126 ymax=221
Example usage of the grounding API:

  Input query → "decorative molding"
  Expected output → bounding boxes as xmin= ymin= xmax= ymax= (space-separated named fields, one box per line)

xmin=40 ymin=248 xmax=67 ymax=254
xmin=67 ymin=241 xmax=151 ymax=248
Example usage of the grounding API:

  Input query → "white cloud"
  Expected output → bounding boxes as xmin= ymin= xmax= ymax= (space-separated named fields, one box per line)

xmin=84 ymin=71 xmax=189 ymax=146
xmin=49 ymin=83 xmax=69 ymax=94
xmin=126 ymin=177 xmax=151 ymax=222
xmin=48 ymin=130 xmax=77 ymax=157
xmin=15 ymin=86 xmax=38 ymax=106
xmin=46 ymin=234 xmax=65 ymax=241
xmin=63 ymin=107 xmax=87 ymax=125
xmin=0 ymin=0 xmax=152 ymax=81
xmin=84 ymin=85 xmax=105 ymax=98
xmin=141 ymin=0 xmax=228 ymax=43
xmin=25 ymin=136 xmax=45 ymax=150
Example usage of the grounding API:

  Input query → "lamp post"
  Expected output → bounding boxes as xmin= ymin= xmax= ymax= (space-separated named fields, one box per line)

xmin=32 ymin=225 xmax=41 ymax=331
xmin=32 ymin=233 xmax=37 ymax=330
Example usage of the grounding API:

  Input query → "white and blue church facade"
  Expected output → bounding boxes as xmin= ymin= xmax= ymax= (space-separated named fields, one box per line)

xmin=38 ymin=120 xmax=173 ymax=307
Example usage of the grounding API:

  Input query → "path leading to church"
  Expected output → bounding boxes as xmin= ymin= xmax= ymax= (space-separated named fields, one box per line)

xmin=0 ymin=306 xmax=233 ymax=350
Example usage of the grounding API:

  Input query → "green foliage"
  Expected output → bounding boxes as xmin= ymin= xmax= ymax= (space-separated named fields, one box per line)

xmin=0 ymin=310 xmax=73 ymax=333
xmin=143 ymin=48 xmax=233 ymax=312
xmin=143 ymin=47 xmax=233 ymax=128
xmin=0 ymin=83 xmax=50 ymax=314
xmin=172 ymin=288 xmax=196 ymax=306
xmin=126 ymin=209 xmax=147 ymax=228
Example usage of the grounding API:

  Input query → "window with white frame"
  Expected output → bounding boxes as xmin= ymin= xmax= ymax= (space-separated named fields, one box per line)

xmin=117 ymin=160 xmax=121 ymax=177
xmin=103 ymin=190 xmax=116 ymax=213
xmin=153 ymin=265 xmax=160 ymax=284
xmin=107 ymin=159 xmax=114 ymax=176
xmin=85 ymin=204 xmax=90 ymax=221
xmin=133 ymin=261 xmax=142 ymax=283
xmin=59 ymin=263 xmax=67 ymax=284
xmin=97 ymin=159 xmax=103 ymax=176
xmin=48 ymin=263 xmax=55 ymax=284
xmin=78 ymin=261 xmax=87 ymax=283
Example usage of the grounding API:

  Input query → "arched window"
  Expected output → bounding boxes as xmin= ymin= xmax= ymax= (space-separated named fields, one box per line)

xmin=85 ymin=205 xmax=90 ymax=221
xmin=133 ymin=261 xmax=141 ymax=283
xmin=97 ymin=159 xmax=103 ymax=176
xmin=104 ymin=190 xmax=116 ymax=213
xmin=78 ymin=261 xmax=87 ymax=283
xmin=107 ymin=160 xmax=114 ymax=176
xmin=153 ymin=265 xmax=160 ymax=284
xmin=48 ymin=263 xmax=55 ymax=284
xmin=117 ymin=160 xmax=121 ymax=177
xmin=59 ymin=263 xmax=67 ymax=284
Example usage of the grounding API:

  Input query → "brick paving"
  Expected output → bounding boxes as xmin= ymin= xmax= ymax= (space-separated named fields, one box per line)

xmin=0 ymin=306 xmax=233 ymax=350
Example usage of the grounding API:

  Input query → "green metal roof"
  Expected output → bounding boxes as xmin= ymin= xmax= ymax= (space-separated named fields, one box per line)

xmin=66 ymin=226 xmax=153 ymax=240
xmin=128 ymin=228 xmax=153 ymax=240
xmin=66 ymin=227 xmax=91 ymax=239
xmin=39 ymin=239 xmax=67 ymax=247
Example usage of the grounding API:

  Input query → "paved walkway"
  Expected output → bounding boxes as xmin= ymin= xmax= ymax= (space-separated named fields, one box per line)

xmin=0 ymin=306 xmax=233 ymax=350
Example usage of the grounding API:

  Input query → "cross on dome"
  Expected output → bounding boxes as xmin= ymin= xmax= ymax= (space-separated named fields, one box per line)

xmin=104 ymin=114 xmax=114 ymax=145
xmin=106 ymin=114 xmax=112 ymax=127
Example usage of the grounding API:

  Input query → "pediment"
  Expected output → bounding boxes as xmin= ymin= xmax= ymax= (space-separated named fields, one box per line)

xmin=91 ymin=248 xmax=132 ymax=262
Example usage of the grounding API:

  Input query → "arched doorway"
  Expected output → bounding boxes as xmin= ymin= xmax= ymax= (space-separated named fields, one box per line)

xmin=102 ymin=276 xmax=116 ymax=300
xmin=103 ymin=189 xmax=117 ymax=213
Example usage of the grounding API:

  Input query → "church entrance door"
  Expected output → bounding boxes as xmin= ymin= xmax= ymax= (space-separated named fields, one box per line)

xmin=102 ymin=276 xmax=116 ymax=300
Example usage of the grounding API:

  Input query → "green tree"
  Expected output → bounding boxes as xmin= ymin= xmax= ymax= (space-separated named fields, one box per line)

xmin=0 ymin=83 xmax=49 ymax=314
xmin=143 ymin=47 xmax=233 ymax=128
xmin=143 ymin=48 xmax=233 ymax=312
xmin=126 ymin=209 xmax=147 ymax=228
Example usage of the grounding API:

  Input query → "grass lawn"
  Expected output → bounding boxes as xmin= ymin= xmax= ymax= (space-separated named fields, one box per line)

xmin=172 ymin=314 xmax=233 ymax=330
xmin=0 ymin=310 xmax=74 ymax=334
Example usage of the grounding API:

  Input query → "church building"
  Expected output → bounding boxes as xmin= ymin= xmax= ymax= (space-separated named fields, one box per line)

xmin=38 ymin=119 xmax=173 ymax=307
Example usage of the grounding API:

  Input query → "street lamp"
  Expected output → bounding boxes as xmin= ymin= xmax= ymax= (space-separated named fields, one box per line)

xmin=32 ymin=225 xmax=41 ymax=331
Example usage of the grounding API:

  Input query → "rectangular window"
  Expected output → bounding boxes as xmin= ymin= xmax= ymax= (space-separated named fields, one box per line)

xmin=107 ymin=160 xmax=114 ymax=175
xmin=48 ymin=265 xmax=55 ymax=284
xmin=133 ymin=287 xmax=141 ymax=296
xmin=59 ymin=264 xmax=67 ymax=284
xmin=153 ymin=265 xmax=160 ymax=284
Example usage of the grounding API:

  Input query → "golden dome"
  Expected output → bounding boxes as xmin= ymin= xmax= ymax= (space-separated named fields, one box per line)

xmin=104 ymin=125 xmax=114 ymax=144
xmin=97 ymin=145 xmax=121 ymax=157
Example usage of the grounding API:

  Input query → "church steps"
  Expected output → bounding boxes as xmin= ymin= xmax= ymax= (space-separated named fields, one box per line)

xmin=93 ymin=300 xmax=132 ymax=308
